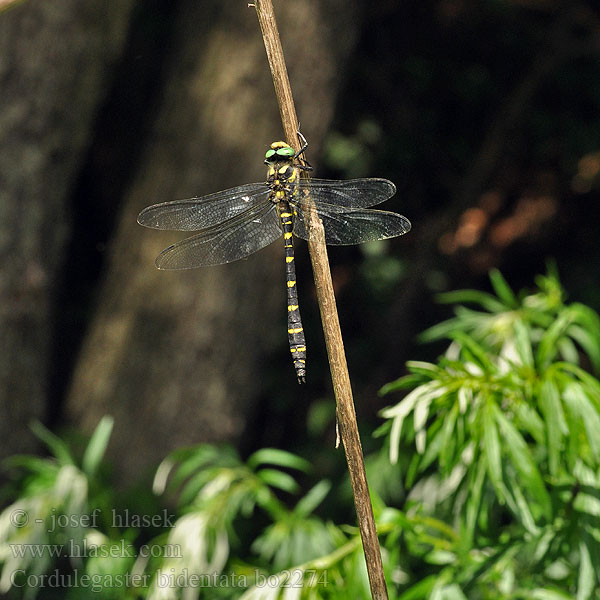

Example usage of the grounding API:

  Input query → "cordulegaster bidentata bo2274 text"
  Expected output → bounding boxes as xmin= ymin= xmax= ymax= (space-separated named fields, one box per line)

xmin=137 ymin=139 xmax=411 ymax=383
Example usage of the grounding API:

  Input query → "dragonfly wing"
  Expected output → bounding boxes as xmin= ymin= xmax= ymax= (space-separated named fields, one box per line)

xmin=293 ymin=200 xmax=411 ymax=245
xmin=155 ymin=203 xmax=281 ymax=269
xmin=298 ymin=178 xmax=396 ymax=208
xmin=137 ymin=183 xmax=270 ymax=231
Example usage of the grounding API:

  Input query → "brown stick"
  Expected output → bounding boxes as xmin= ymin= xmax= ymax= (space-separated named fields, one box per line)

xmin=0 ymin=0 xmax=26 ymax=13
xmin=252 ymin=2 xmax=388 ymax=598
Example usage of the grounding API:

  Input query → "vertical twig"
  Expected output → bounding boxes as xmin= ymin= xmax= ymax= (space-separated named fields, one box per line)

xmin=252 ymin=2 xmax=389 ymax=598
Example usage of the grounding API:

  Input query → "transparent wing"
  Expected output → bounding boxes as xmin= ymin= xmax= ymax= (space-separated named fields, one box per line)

xmin=297 ymin=178 xmax=396 ymax=208
xmin=292 ymin=200 xmax=411 ymax=245
xmin=155 ymin=203 xmax=281 ymax=269
xmin=137 ymin=183 xmax=270 ymax=231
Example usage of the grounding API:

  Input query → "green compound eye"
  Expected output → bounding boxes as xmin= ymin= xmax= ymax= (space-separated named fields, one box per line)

xmin=265 ymin=149 xmax=276 ymax=161
xmin=276 ymin=146 xmax=295 ymax=158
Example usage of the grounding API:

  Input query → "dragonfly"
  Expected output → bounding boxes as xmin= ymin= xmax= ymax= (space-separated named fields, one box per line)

xmin=137 ymin=139 xmax=411 ymax=383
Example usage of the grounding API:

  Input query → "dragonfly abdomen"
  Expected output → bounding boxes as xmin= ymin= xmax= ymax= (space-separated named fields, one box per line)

xmin=279 ymin=201 xmax=306 ymax=384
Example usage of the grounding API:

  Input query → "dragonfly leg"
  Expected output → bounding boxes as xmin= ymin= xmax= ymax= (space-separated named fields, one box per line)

xmin=295 ymin=130 xmax=308 ymax=156
xmin=295 ymin=130 xmax=313 ymax=171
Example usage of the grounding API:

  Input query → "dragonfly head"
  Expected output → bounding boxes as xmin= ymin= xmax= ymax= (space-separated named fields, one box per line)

xmin=265 ymin=141 xmax=295 ymax=165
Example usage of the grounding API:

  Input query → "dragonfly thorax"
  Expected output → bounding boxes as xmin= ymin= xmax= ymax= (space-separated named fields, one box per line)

xmin=267 ymin=161 xmax=300 ymax=204
xmin=264 ymin=142 xmax=303 ymax=203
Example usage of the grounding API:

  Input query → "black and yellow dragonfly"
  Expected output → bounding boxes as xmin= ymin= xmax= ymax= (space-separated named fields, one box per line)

xmin=137 ymin=140 xmax=411 ymax=383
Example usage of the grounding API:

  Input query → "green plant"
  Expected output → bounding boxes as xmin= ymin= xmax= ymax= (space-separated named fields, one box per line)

xmin=0 ymin=417 xmax=129 ymax=599
xmin=145 ymin=446 xmax=343 ymax=599
xmin=2 ymin=269 xmax=599 ymax=600
xmin=378 ymin=268 xmax=600 ymax=599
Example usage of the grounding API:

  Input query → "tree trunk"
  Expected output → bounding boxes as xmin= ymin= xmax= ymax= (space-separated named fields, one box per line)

xmin=65 ymin=0 xmax=359 ymax=481
xmin=0 ymin=0 xmax=135 ymax=456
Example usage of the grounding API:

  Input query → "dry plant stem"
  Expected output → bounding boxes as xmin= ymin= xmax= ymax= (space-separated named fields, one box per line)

xmin=0 ymin=0 xmax=26 ymax=12
xmin=253 ymin=1 xmax=388 ymax=598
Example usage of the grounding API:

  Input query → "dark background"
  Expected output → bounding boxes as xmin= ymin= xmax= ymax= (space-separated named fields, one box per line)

xmin=1 ymin=0 xmax=599 ymax=484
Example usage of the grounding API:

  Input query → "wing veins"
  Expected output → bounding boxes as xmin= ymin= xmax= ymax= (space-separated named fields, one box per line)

xmin=156 ymin=202 xmax=281 ymax=269
xmin=137 ymin=183 xmax=269 ymax=231
xmin=297 ymin=178 xmax=396 ymax=208
xmin=292 ymin=200 xmax=411 ymax=245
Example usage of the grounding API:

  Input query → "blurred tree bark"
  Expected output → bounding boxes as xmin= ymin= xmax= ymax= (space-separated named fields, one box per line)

xmin=64 ymin=0 xmax=359 ymax=480
xmin=0 ymin=1 xmax=135 ymax=456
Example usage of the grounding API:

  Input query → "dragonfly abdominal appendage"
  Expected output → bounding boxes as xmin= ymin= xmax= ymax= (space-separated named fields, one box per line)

xmin=138 ymin=140 xmax=410 ymax=382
